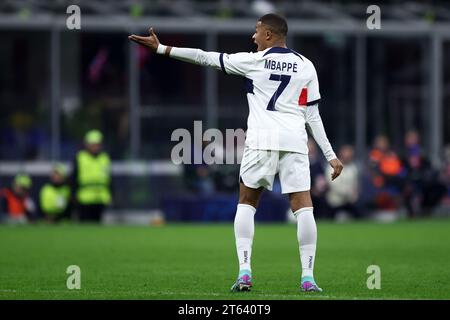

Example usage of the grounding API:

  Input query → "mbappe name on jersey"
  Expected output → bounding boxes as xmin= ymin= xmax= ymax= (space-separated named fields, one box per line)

xmin=264 ymin=59 xmax=298 ymax=73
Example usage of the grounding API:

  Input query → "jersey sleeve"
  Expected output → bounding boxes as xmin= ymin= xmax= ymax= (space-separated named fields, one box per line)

xmin=169 ymin=47 xmax=222 ymax=70
xmin=220 ymin=52 xmax=255 ymax=77
xmin=306 ymin=104 xmax=336 ymax=161
xmin=306 ymin=62 xmax=321 ymax=105
xmin=168 ymin=47 xmax=254 ymax=77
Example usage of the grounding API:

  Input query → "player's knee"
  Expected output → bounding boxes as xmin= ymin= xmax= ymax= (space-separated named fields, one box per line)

xmin=291 ymin=200 xmax=313 ymax=213
xmin=239 ymin=192 xmax=261 ymax=208
xmin=238 ymin=183 xmax=262 ymax=208
xmin=289 ymin=191 xmax=313 ymax=213
xmin=238 ymin=197 xmax=258 ymax=208
xmin=291 ymin=204 xmax=313 ymax=214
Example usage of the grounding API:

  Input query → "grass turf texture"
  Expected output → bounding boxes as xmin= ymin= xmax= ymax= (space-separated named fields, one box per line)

xmin=0 ymin=220 xmax=449 ymax=300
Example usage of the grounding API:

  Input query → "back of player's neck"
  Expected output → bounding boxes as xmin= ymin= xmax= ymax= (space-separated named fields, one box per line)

xmin=271 ymin=42 xmax=287 ymax=49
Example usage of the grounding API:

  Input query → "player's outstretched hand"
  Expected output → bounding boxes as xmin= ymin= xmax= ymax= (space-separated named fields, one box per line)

xmin=128 ymin=27 xmax=160 ymax=52
xmin=329 ymin=158 xmax=344 ymax=181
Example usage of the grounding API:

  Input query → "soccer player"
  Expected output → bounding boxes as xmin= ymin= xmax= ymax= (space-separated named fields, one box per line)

xmin=129 ymin=13 xmax=343 ymax=293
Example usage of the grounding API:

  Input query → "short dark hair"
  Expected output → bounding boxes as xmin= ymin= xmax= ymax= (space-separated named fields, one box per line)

xmin=258 ymin=13 xmax=288 ymax=36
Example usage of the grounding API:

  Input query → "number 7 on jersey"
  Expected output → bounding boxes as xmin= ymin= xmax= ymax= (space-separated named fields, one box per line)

xmin=266 ymin=73 xmax=291 ymax=111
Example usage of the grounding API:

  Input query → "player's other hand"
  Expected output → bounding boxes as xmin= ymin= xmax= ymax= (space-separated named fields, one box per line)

xmin=128 ymin=27 xmax=160 ymax=52
xmin=329 ymin=158 xmax=344 ymax=181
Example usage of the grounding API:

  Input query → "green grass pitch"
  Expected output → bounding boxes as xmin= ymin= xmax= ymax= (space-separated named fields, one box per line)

xmin=1 ymin=220 xmax=449 ymax=300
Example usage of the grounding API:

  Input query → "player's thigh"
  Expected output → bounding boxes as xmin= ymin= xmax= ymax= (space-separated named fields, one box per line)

xmin=278 ymin=152 xmax=311 ymax=194
xmin=239 ymin=147 xmax=278 ymax=192
xmin=238 ymin=182 xmax=264 ymax=208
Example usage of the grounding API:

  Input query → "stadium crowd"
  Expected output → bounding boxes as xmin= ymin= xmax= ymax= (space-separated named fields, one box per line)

xmin=184 ymin=130 xmax=450 ymax=221
xmin=1 ymin=127 xmax=449 ymax=223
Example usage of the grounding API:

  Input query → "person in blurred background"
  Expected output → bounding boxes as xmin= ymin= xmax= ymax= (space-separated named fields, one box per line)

xmin=368 ymin=135 xmax=405 ymax=212
xmin=0 ymin=173 xmax=36 ymax=224
xmin=440 ymin=145 xmax=450 ymax=210
xmin=401 ymin=130 xmax=425 ymax=216
xmin=402 ymin=130 xmax=447 ymax=217
xmin=326 ymin=145 xmax=361 ymax=220
xmin=72 ymin=130 xmax=112 ymax=222
xmin=39 ymin=163 xmax=71 ymax=223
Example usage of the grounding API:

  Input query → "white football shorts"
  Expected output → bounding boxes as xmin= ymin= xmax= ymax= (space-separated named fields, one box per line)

xmin=239 ymin=147 xmax=311 ymax=194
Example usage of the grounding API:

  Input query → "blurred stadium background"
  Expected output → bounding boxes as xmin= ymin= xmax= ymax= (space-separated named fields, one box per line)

xmin=1 ymin=0 xmax=449 ymax=224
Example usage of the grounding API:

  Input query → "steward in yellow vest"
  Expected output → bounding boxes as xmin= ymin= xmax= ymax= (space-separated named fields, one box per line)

xmin=72 ymin=130 xmax=112 ymax=222
xmin=39 ymin=164 xmax=71 ymax=222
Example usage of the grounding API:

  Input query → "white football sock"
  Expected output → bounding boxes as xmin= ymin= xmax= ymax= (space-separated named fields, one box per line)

xmin=294 ymin=207 xmax=317 ymax=279
xmin=234 ymin=203 xmax=256 ymax=272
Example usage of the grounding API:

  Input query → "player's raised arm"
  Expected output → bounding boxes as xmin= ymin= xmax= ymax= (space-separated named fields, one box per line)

xmin=129 ymin=28 xmax=254 ymax=76
xmin=128 ymin=27 xmax=224 ymax=70
xmin=306 ymin=104 xmax=343 ymax=181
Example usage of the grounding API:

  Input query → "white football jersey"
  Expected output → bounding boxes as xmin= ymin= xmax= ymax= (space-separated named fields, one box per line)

xmin=219 ymin=47 xmax=320 ymax=154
